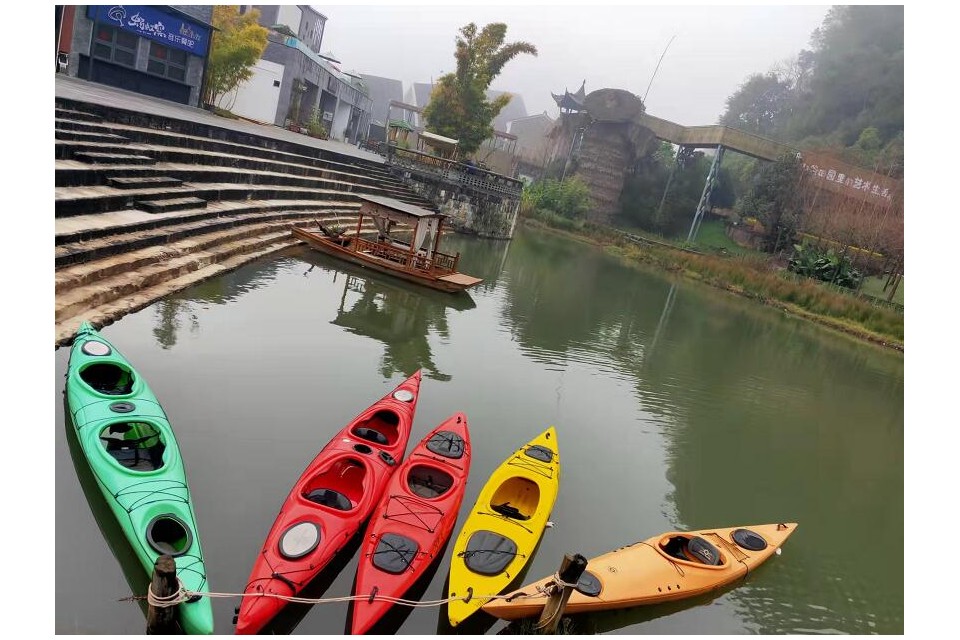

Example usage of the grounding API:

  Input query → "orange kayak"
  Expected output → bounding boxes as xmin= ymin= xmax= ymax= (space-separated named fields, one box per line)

xmin=481 ymin=522 xmax=797 ymax=620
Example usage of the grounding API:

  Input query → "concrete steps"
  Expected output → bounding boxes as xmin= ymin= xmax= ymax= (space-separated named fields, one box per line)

xmin=53 ymin=93 xmax=442 ymax=347
xmin=73 ymin=151 xmax=155 ymax=165
xmin=55 ymin=203 xmax=361 ymax=267
xmin=54 ymin=236 xmax=303 ymax=347
xmin=137 ymin=196 xmax=207 ymax=214
xmin=108 ymin=176 xmax=184 ymax=189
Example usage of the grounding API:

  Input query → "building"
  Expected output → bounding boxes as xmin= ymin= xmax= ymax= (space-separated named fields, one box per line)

xmin=358 ymin=74 xmax=405 ymax=142
xmin=56 ymin=5 xmax=215 ymax=107
xmin=508 ymin=112 xmax=556 ymax=181
xmin=222 ymin=5 xmax=373 ymax=142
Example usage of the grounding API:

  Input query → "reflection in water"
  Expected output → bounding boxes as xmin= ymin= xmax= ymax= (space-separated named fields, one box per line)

xmin=491 ymin=227 xmax=904 ymax=633
xmin=58 ymin=225 xmax=904 ymax=635
xmin=62 ymin=397 xmax=151 ymax=624
xmin=150 ymin=258 xmax=287 ymax=348
xmin=332 ymin=271 xmax=474 ymax=382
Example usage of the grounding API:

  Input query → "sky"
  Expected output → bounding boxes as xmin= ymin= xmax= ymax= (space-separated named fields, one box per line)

xmin=318 ymin=2 xmax=830 ymax=127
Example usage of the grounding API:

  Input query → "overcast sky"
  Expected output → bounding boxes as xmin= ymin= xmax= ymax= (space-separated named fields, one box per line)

xmin=318 ymin=3 xmax=831 ymax=127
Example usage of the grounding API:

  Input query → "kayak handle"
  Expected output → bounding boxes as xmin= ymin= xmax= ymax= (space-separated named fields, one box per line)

xmin=379 ymin=451 xmax=396 ymax=466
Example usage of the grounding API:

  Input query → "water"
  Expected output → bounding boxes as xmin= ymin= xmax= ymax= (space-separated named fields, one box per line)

xmin=55 ymin=225 xmax=903 ymax=634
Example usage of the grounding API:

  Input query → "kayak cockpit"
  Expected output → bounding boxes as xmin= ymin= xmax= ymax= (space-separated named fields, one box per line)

xmin=351 ymin=410 xmax=401 ymax=447
xmin=407 ymin=464 xmax=453 ymax=499
xmin=80 ymin=362 xmax=135 ymax=396
xmin=146 ymin=514 xmax=194 ymax=556
xmin=489 ymin=477 xmax=539 ymax=521
xmin=659 ymin=534 xmax=726 ymax=567
xmin=99 ymin=421 xmax=165 ymax=471
xmin=302 ymin=458 xmax=366 ymax=511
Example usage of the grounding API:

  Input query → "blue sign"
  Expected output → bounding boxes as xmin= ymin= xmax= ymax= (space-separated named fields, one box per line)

xmin=89 ymin=5 xmax=210 ymax=57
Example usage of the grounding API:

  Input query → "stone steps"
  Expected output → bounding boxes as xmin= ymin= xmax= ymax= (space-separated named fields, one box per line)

xmin=55 ymin=108 xmax=103 ymax=123
xmin=73 ymin=151 xmax=156 ymax=165
xmin=55 ymin=128 xmax=130 ymax=144
xmin=137 ymin=196 xmax=207 ymax=214
xmin=54 ymin=132 xmax=408 ymax=193
xmin=108 ymin=176 xmax=184 ymax=189
xmin=55 ymin=179 xmax=426 ymax=219
xmin=54 ymin=116 xmax=402 ymax=188
xmin=54 ymin=236 xmax=304 ymax=347
xmin=55 ymin=203 xmax=362 ymax=267
xmin=55 ymin=199 xmax=359 ymax=246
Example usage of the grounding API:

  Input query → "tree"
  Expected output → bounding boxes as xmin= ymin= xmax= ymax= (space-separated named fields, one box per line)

xmin=736 ymin=154 xmax=805 ymax=252
xmin=203 ymin=6 xmax=269 ymax=108
xmin=423 ymin=23 xmax=537 ymax=155
xmin=719 ymin=72 xmax=795 ymax=137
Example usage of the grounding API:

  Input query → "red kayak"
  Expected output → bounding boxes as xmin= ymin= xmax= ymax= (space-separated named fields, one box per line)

xmin=235 ymin=371 xmax=422 ymax=635
xmin=350 ymin=413 xmax=471 ymax=634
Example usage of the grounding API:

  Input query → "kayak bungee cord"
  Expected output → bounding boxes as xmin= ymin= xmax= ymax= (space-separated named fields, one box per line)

xmin=381 ymin=493 xmax=444 ymax=532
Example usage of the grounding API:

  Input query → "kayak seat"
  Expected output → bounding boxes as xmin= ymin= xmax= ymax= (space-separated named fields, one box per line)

xmin=353 ymin=427 xmax=388 ymax=445
xmin=684 ymin=536 xmax=723 ymax=566
xmin=492 ymin=502 xmax=530 ymax=521
xmin=305 ymin=488 xmax=352 ymax=510
xmin=352 ymin=410 xmax=400 ymax=446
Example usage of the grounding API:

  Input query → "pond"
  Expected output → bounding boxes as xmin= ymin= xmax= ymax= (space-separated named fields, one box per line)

xmin=55 ymin=225 xmax=903 ymax=634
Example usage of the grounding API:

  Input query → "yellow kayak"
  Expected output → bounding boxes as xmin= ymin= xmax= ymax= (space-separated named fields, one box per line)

xmin=482 ymin=522 xmax=797 ymax=620
xmin=446 ymin=426 xmax=560 ymax=627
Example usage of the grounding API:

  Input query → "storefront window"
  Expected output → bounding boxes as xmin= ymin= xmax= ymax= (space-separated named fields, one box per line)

xmin=93 ymin=24 xmax=138 ymax=67
xmin=147 ymin=41 xmax=188 ymax=82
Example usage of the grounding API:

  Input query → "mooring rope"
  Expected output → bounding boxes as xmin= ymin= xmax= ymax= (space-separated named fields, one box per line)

xmin=126 ymin=577 xmax=550 ymax=608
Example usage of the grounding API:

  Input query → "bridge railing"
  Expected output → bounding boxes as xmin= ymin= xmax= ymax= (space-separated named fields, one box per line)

xmin=384 ymin=145 xmax=524 ymax=198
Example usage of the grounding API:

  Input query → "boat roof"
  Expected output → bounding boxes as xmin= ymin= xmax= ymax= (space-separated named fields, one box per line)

xmin=359 ymin=195 xmax=446 ymax=221
xmin=419 ymin=130 xmax=459 ymax=147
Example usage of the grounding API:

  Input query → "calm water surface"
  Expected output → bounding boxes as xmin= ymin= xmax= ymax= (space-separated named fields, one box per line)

xmin=55 ymin=226 xmax=903 ymax=634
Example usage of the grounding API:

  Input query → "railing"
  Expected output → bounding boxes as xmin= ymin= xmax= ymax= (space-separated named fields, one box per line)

xmin=385 ymin=145 xmax=524 ymax=198
xmin=352 ymin=236 xmax=459 ymax=274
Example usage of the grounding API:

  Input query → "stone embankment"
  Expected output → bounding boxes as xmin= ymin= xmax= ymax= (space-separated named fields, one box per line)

xmin=54 ymin=81 xmax=435 ymax=348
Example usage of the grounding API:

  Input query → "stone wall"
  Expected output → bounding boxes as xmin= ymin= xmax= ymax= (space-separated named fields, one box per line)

xmin=392 ymin=170 xmax=521 ymax=239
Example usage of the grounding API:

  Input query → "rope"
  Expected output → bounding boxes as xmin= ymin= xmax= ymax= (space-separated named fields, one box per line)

xmin=124 ymin=580 xmax=549 ymax=609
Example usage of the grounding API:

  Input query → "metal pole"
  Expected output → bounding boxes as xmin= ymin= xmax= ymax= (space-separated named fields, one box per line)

xmin=686 ymin=145 xmax=724 ymax=244
xmin=654 ymin=146 xmax=683 ymax=229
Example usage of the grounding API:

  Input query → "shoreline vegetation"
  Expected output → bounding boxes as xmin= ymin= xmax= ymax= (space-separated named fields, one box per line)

xmin=520 ymin=217 xmax=904 ymax=353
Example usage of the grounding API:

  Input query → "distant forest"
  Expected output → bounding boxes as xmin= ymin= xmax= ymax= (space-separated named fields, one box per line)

xmin=719 ymin=5 xmax=903 ymax=174
xmin=618 ymin=5 xmax=904 ymax=240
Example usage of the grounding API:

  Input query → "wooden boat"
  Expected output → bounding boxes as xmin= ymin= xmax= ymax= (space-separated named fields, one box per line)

xmin=446 ymin=427 xmax=560 ymax=627
xmin=481 ymin=522 xmax=798 ymax=621
xmin=292 ymin=194 xmax=483 ymax=293
xmin=350 ymin=413 xmax=472 ymax=634
xmin=234 ymin=371 xmax=422 ymax=635
xmin=65 ymin=321 xmax=214 ymax=634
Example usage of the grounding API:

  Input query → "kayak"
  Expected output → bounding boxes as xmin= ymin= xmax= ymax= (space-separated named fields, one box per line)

xmin=446 ymin=426 xmax=560 ymax=627
xmin=64 ymin=321 xmax=214 ymax=634
xmin=481 ymin=522 xmax=798 ymax=620
xmin=351 ymin=412 xmax=472 ymax=634
xmin=235 ymin=371 xmax=422 ymax=635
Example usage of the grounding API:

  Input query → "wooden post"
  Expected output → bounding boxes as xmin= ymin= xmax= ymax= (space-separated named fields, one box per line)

xmin=147 ymin=554 xmax=179 ymax=634
xmin=535 ymin=553 xmax=587 ymax=634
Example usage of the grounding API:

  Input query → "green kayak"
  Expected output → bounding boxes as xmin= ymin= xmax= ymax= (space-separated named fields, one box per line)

xmin=65 ymin=322 xmax=214 ymax=634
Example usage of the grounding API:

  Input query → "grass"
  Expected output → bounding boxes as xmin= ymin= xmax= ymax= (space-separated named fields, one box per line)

xmin=860 ymin=275 xmax=904 ymax=306
xmin=523 ymin=212 xmax=904 ymax=350
xmin=686 ymin=219 xmax=762 ymax=257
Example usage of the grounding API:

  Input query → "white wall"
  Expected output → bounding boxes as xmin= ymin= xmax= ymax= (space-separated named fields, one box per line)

xmin=332 ymin=101 xmax=351 ymax=141
xmin=219 ymin=59 xmax=285 ymax=125
xmin=276 ymin=5 xmax=302 ymax=32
